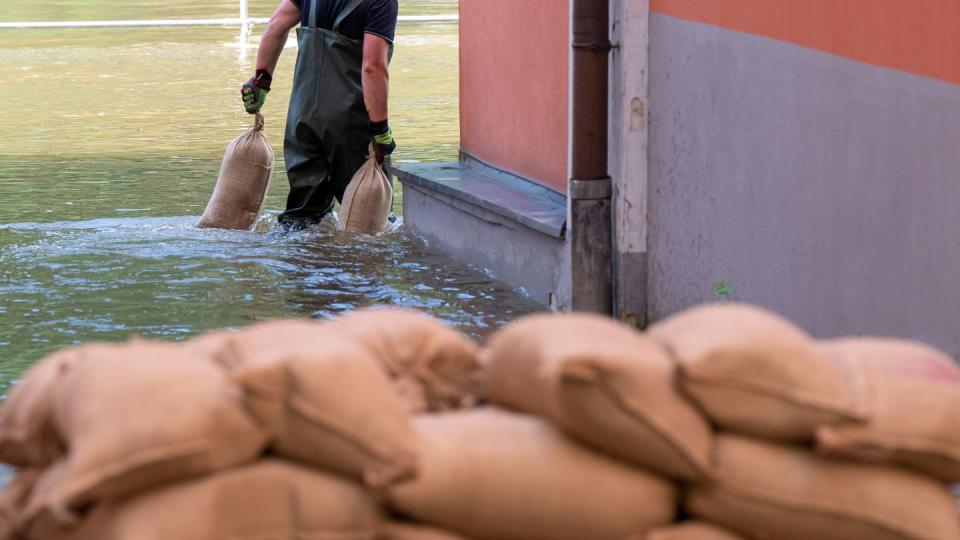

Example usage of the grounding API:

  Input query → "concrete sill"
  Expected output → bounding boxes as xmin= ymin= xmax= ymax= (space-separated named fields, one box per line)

xmin=394 ymin=155 xmax=567 ymax=239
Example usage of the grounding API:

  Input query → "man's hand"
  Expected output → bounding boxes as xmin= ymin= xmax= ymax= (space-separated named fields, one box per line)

xmin=241 ymin=70 xmax=273 ymax=114
xmin=246 ymin=0 xmax=299 ymax=112
xmin=370 ymin=120 xmax=396 ymax=164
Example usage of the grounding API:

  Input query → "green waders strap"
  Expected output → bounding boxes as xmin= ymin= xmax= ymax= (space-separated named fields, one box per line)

xmin=307 ymin=0 xmax=318 ymax=28
xmin=333 ymin=0 xmax=366 ymax=33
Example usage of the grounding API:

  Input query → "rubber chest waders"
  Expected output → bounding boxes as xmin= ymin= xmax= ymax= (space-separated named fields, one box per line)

xmin=280 ymin=0 xmax=392 ymax=223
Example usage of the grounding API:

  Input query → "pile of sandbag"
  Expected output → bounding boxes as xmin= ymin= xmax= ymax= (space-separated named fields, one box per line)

xmin=1 ymin=303 xmax=959 ymax=540
xmin=0 ymin=308 xmax=483 ymax=540
xmin=647 ymin=305 xmax=960 ymax=540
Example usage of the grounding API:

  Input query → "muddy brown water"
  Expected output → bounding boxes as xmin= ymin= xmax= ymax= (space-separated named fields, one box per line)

xmin=0 ymin=0 xmax=543 ymax=397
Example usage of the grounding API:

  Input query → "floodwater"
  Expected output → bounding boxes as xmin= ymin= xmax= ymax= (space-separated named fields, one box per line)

xmin=0 ymin=0 xmax=543 ymax=393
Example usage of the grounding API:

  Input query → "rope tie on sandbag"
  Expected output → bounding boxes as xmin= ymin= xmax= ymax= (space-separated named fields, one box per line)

xmin=253 ymin=111 xmax=265 ymax=132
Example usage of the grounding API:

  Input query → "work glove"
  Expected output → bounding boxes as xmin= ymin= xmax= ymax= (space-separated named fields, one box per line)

xmin=370 ymin=120 xmax=397 ymax=165
xmin=241 ymin=69 xmax=272 ymax=114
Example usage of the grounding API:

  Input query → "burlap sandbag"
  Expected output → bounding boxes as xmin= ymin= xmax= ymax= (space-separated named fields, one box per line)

xmin=387 ymin=408 xmax=677 ymax=540
xmin=687 ymin=435 xmax=960 ymax=540
xmin=197 ymin=112 xmax=274 ymax=230
xmin=0 ymin=469 xmax=39 ymax=540
xmin=210 ymin=318 xmax=324 ymax=375
xmin=42 ymin=459 xmax=383 ymax=540
xmin=485 ymin=313 xmax=712 ymax=480
xmin=638 ymin=522 xmax=745 ymax=540
xmin=0 ymin=348 xmax=81 ymax=467
xmin=321 ymin=308 xmax=483 ymax=413
xmin=379 ymin=522 xmax=470 ymax=540
xmin=337 ymin=145 xmax=392 ymax=234
xmin=20 ymin=340 xmax=266 ymax=531
xmin=816 ymin=338 xmax=960 ymax=482
xmin=180 ymin=329 xmax=235 ymax=358
xmin=14 ymin=460 xmax=68 ymax=539
xmin=649 ymin=303 xmax=863 ymax=441
xmin=820 ymin=337 xmax=960 ymax=382
xmin=215 ymin=319 xmax=419 ymax=488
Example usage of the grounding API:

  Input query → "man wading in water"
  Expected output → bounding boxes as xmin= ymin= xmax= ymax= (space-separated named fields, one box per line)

xmin=242 ymin=0 xmax=398 ymax=230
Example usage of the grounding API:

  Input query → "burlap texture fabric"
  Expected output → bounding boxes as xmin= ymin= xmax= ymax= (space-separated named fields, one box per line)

xmin=387 ymin=408 xmax=676 ymax=540
xmin=485 ymin=313 xmax=712 ymax=480
xmin=197 ymin=112 xmax=274 ymax=230
xmin=320 ymin=308 xmax=483 ymax=413
xmin=179 ymin=329 xmax=234 ymax=358
xmin=19 ymin=340 xmax=266 ymax=532
xmin=640 ymin=522 xmax=745 ymax=540
xmin=649 ymin=303 xmax=864 ymax=441
xmin=337 ymin=146 xmax=392 ymax=235
xmin=817 ymin=338 xmax=960 ymax=482
xmin=0 ymin=469 xmax=39 ymax=539
xmin=0 ymin=349 xmax=81 ymax=468
xmin=819 ymin=337 xmax=960 ymax=382
xmin=207 ymin=318 xmax=343 ymax=436
xmin=378 ymin=522 xmax=470 ymax=540
xmin=215 ymin=319 xmax=419 ymax=489
xmin=52 ymin=460 xmax=383 ymax=540
xmin=7 ymin=306 xmax=960 ymax=540
xmin=687 ymin=435 xmax=960 ymax=540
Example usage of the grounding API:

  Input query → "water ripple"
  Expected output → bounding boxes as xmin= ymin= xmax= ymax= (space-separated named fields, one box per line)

xmin=0 ymin=214 xmax=542 ymax=392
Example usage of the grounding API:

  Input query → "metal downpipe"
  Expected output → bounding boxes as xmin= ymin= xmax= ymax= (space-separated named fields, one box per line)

xmin=569 ymin=0 xmax=613 ymax=314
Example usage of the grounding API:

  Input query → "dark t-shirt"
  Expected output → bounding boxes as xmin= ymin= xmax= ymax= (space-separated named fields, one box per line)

xmin=288 ymin=0 xmax=398 ymax=43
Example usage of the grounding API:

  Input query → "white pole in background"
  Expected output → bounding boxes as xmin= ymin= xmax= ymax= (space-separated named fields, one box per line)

xmin=0 ymin=14 xmax=457 ymax=29
xmin=238 ymin=0 xmax=251 ymax=59
xmin=239 ymin=0 xmax=250 ymax=39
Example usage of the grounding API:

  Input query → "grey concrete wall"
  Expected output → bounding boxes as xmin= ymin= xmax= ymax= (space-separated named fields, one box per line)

xmin=403 ymin=185 xmax=570 ymax=308
xmin=647 ymin=14 xmax=960 ymax=353
xmin=609 ymin=0 xmax=650 ymax=326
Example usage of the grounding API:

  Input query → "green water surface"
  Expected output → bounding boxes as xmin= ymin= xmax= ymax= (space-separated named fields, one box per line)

xmin=0 ymin=0 xmax=542 ymax=394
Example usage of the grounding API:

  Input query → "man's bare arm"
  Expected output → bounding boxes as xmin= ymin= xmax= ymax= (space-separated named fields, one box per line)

xmin=257 ymin=0 xmax=301 ymax=74
xmin=362 ymin=34 xmax=391 ymax=123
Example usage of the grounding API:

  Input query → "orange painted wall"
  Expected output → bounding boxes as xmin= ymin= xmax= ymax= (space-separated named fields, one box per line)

xmin=651 ymin=0 xmax=960 ymax=85
xmin=459 ymin=0 xmax=570 ymax=192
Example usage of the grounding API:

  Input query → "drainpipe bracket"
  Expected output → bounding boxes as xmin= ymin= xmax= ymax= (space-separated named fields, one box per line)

xmin=572 ymin=40 xmax=614 ymax=54
xmin=570 ymin=177 xmax=612 ymax=200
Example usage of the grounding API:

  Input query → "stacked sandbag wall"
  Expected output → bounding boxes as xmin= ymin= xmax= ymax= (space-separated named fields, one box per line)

xmin=0 ymin=304 xmax=958 ymax=540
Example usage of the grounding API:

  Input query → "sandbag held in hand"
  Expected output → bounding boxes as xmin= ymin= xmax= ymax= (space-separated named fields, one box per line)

xmin=337 ymin=145 xmax=392 ymax=234
xmin=197 ymin=112 xmax=274 ymax=230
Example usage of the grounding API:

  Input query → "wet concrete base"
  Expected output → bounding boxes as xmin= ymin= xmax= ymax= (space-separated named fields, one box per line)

xmin=615 ymin=250 xmax=648 ymax=327
xmin=401 ymin=183 xmax=569 ymax=308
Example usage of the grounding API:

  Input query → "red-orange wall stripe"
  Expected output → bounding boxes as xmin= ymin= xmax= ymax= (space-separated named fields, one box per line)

xmin=651 ymin=0 xmax=960 ymax=85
